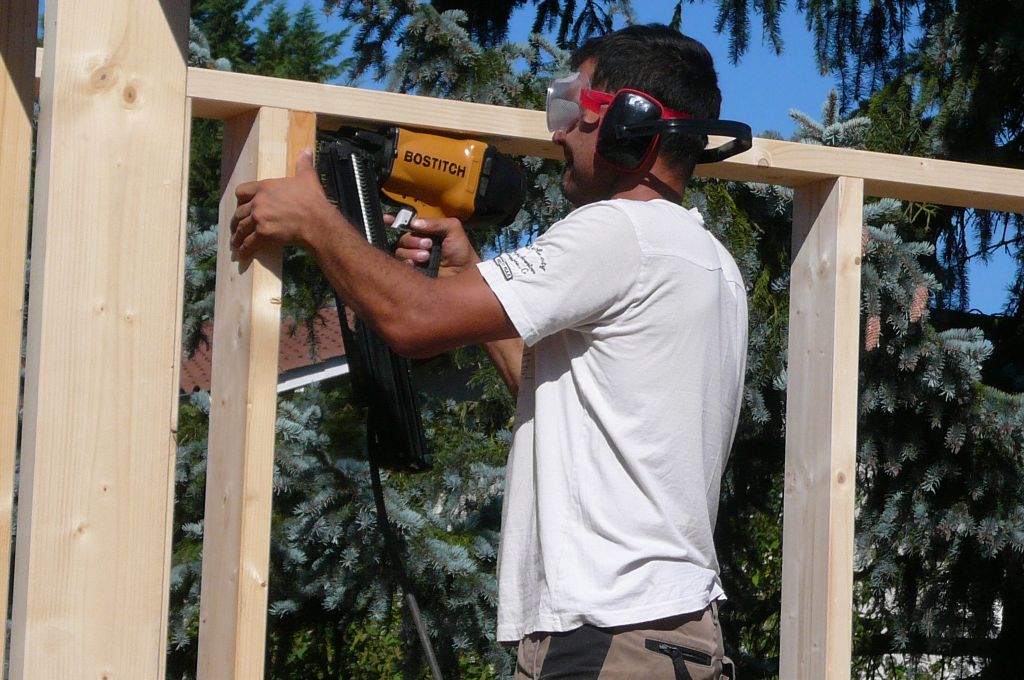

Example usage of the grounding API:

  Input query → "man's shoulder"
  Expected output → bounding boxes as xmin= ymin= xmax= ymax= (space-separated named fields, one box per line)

xmin=563 ymin=197 xmax=700 ymax=218
xmin=553 ymin=198 xmax=702 ymax=236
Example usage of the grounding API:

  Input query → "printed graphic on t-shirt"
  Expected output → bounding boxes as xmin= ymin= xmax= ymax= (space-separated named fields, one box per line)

xmin=493 ymin=244 xmax=547 ymax=281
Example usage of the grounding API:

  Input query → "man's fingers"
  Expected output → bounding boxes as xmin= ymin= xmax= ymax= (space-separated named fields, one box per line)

xmin=235 ymin=230 xmax=258 ymax=257
xmin=230 ymin=213 xmax=254 ymax=250
xmin=231 ymin=200 xmax=252 ymax=234
xmin=408 ymin=217 xmax=460 ymax=235
xmin=235 ymin=180 xmax=259 ymax=202
xmin=394 ymin=245 xmax=432 ymax=263
xmin=231 ymin=183 xmax=258 ymax=246
xmin=397 ymin=230 xmax=436 ymax=250
xmin=295 ymin=148 xmax=316 ymax=176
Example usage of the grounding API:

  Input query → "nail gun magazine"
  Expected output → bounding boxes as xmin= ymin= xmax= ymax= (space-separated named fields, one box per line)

xmin=315 ymin=126 xmax=525 ymax=472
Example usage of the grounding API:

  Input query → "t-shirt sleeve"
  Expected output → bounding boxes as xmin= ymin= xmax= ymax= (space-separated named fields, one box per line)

xmin=476 ymin=202 xmax=641 ymax=346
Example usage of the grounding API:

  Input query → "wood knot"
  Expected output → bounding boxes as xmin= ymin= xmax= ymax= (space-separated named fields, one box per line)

xmin=90 ymin=64 xmax=119 ymax=92
xmin=122 ymin=81 xmax=141 ymax=109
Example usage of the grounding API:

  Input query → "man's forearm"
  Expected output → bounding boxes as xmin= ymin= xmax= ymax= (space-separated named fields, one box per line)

xmin=305 ymin=210 xmax=520 ymax=359
xmin=306 ymin=210 xmax=432 ymax=349
xmin=484 ymin=338 xmax=524 ymax=399
xmin=313 ymin=212 xmax=523 ymax=397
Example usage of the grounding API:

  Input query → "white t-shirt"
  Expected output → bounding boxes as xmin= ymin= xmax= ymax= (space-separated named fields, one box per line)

xmin=477 ymin=199 xmax=748 ymax=643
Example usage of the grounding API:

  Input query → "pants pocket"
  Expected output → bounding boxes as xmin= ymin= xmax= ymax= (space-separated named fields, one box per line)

xmin=644 ymin=638 xmax=715 ymax=680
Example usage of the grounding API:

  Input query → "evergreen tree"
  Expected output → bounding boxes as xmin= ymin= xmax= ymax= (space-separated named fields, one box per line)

xmin=692 ymin=2 xmax=1024 ymax=674
xmin=700 ymin=0 xmax=1023 ymax=316
xmin=726 ymin=100 xmax=1024 ymax=679
xmin=323 ymin=0 xmax=634 ymax=83
xmin=252 ymin=2 xmax=347 ymax=82
xmin=690 ymin=176 xmax=789 ymax=677
xmin=190 ymin=0 xmax=266 ymax=70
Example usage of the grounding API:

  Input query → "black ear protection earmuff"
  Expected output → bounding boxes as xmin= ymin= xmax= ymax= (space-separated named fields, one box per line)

xmin=595 ymin=90 xmax=753 ymax=171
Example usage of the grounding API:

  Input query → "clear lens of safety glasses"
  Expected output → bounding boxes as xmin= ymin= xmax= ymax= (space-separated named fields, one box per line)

xmin=546 ymin=71 xmax=590 ymax=133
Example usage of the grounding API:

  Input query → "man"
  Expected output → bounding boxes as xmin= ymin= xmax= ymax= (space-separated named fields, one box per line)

xmin=231 ymin=23 xmax=746 ymax=679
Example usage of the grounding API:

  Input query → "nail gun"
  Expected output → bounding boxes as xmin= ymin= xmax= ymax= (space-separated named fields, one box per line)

xmin=316 ymin=126 xmax=526 ymax=471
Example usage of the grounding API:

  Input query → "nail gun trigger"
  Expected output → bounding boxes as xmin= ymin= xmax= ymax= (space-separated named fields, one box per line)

xmin=392 ymin=208 xmax=416 ymax=233
xmin=390 ymin=207 xmax=439 ymax=278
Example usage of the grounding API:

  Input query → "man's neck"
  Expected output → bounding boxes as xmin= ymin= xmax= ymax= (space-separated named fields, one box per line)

xmin=609 ymin=173 xmax=686 ymax=204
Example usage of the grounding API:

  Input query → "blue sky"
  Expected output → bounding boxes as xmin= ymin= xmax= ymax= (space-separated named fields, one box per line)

xmin=514 ymin=2 xmax=835 ymax=139
xmin=294 ymin=0 xmax=1015 ymax=313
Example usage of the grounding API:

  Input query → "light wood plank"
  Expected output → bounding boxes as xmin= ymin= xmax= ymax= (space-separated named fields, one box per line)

xmin=780 ymin=176 xmax=863 ymax=680
xmin=196 ymin=108 xmax=315 ymax=680
xmin=0 ymin=0 xmax=39 ymax=669
xmin=187 ymin=67 xmax=556 ymax=159
xmin=34 ymin=50 xmax=1024 ymax=213
xmin=182 ymin=67 xmax=1024 ymax=213
xmin=9 ymin=1 xmax=191 ymax=678
xmin=698 ymin=138 xmax=1024 ymax=214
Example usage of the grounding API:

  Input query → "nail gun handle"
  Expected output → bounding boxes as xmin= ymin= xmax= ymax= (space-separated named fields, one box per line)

xmin=424 ymin=237 xmax=442 ymax=278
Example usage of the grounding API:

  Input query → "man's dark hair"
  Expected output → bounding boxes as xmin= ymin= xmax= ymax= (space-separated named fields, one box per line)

xmin=571 ymin=24 xmax=722 ymax=180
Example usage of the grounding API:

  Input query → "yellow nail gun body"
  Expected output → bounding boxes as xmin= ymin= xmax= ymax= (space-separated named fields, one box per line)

xmin=325 ymin=126 xmax=524 ymax=228
xmin=381 ymin=127 xmax=521 ymax=224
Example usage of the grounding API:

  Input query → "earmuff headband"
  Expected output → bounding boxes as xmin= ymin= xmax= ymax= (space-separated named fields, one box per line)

xmin=610 ymin=119 xmax=753 ymax=164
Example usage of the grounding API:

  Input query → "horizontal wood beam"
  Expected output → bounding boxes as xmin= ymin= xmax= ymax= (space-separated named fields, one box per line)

xmin=187 ymin=66 xmax=556 ymax=158
xmin=700 ymin=140 xmax=1024 ymax=214
xmin=34 ymin=47 xmax=1024 ymax=213
xmin=183 ymin=68 xmax=1024 ymax=213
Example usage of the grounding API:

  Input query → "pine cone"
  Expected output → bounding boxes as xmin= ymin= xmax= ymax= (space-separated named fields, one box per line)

xmin=865 ymin=315 xmax=881 ymax=351
xmin=909 ymin=286 xmax=929 ymax=323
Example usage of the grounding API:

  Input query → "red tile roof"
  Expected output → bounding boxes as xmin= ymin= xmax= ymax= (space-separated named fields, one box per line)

xmin=179 ymin=308 xmax=346 ymax=393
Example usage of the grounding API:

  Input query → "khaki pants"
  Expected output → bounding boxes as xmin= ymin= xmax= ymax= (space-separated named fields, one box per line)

xmin=514 ymin=602 xmax=735 ymax=680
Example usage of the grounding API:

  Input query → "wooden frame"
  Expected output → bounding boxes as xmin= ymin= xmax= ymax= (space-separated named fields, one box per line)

xmin=3 ymin=4 xmax=1023 ymax=677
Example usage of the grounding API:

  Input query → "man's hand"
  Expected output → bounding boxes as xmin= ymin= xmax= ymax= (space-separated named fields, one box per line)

xmin=230 ymin=149 xmax=338 ymax=257
xmin=392 ymin=216 xmax=480 ymax=277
